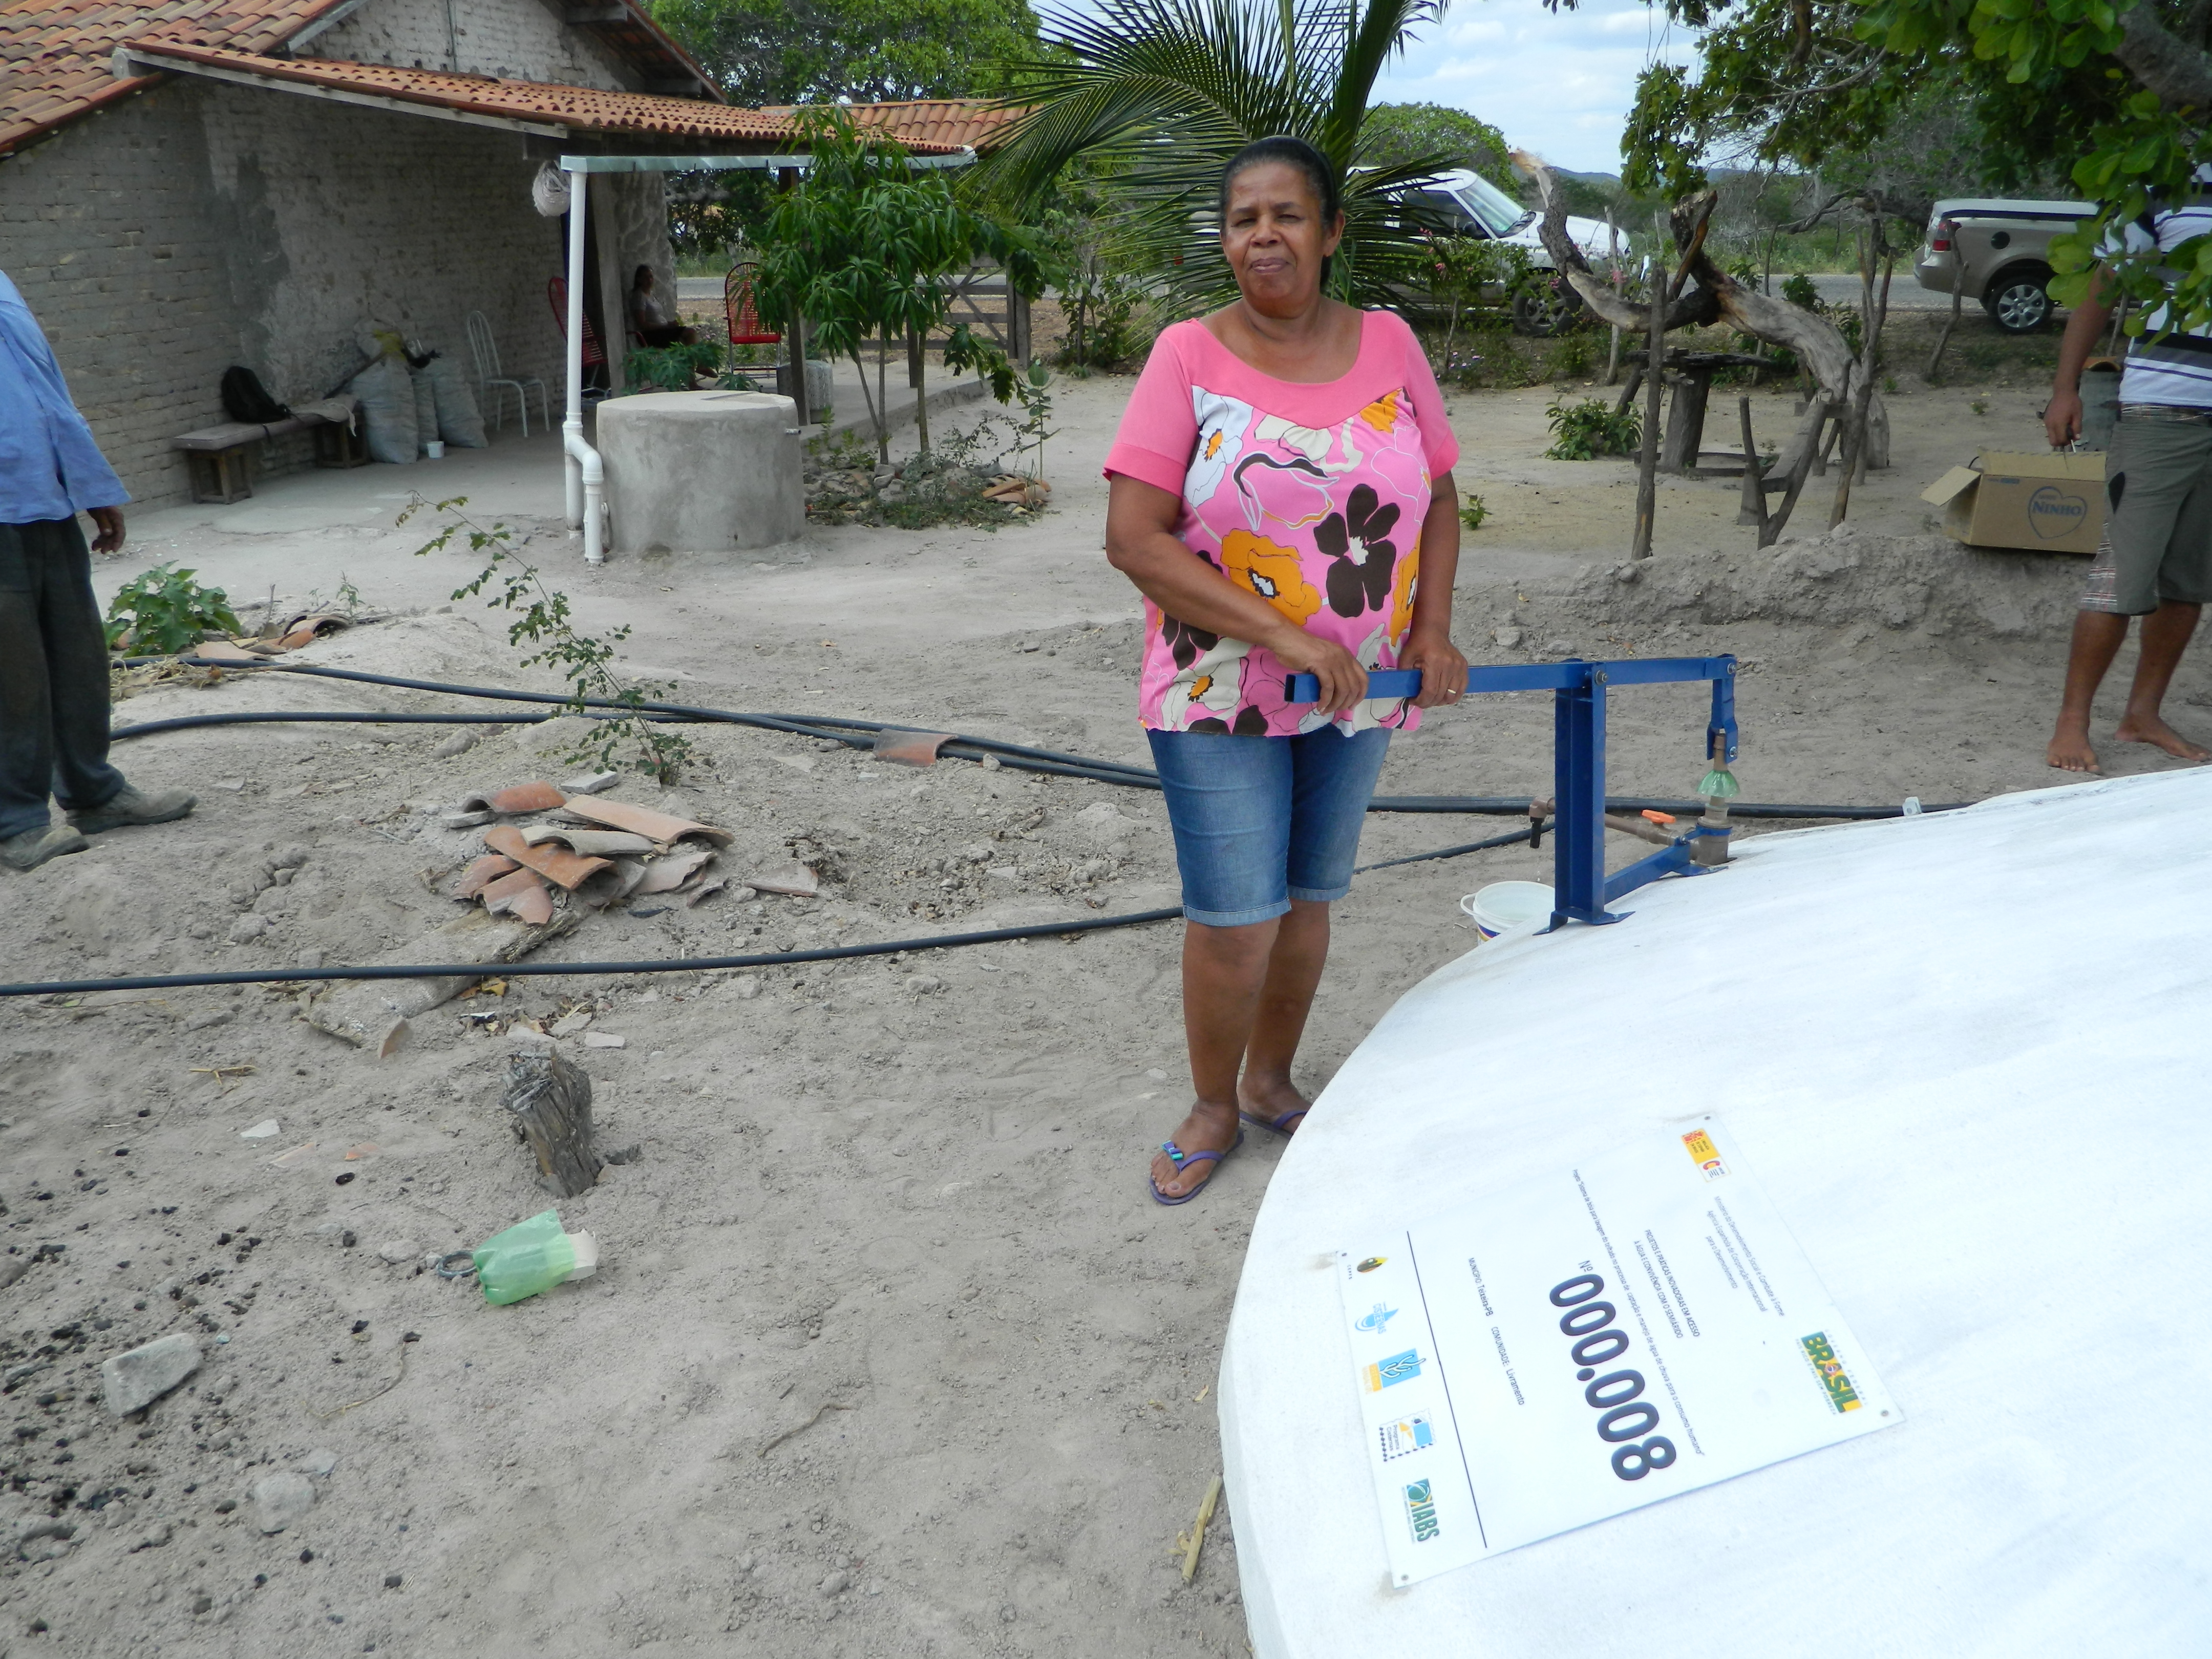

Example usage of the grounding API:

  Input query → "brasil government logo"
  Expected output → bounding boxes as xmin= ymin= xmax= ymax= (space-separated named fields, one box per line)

xmin=1403 ymin=1478 xmax=1440 ymax=1543
xmin=1682 ymin=1126 xmax=1728 ymax=1180
xmin=1800 ymin=1331 xmax=1862 ymax=1413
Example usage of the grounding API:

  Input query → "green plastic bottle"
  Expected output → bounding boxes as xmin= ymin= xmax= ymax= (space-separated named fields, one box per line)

xmin=472 ymin=1210 xmax=598 ymax=1306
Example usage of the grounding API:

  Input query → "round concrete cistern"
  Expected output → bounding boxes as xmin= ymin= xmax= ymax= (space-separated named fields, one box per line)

xmin=595 ymin=390 xmax=803 ymax=555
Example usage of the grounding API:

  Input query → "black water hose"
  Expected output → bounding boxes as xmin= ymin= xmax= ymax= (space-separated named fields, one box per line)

xmin=24 ymin=662 xmax=1975 ymax=1001
xmin=0 ymin=906 xmax=1189 ymax=999
xmin=121 ymin=660 xmax=1971 ymax=821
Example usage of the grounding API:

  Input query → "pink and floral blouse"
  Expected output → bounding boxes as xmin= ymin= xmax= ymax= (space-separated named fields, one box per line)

xmin=1103 ymin=310 xmax=1458 ymax=736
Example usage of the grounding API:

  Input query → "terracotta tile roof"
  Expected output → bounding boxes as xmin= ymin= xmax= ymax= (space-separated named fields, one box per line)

xmin=1 ymin=0 xmax=724 ymax=158
xmin=762 ymin=98 xmax=1028 ymax=155
xmin=120 ymin=44 xmax=890 ymax=146
xmin=0 ymin=0 xmax=338 ymax=155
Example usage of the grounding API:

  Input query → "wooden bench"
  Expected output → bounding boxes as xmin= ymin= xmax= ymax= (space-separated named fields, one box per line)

xmin=171 ymin=415 xmax=367 ymax=503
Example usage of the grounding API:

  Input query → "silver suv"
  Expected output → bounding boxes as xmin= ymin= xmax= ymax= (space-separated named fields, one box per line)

xmin=1913 ymin=197 xmax=2096 ymax=333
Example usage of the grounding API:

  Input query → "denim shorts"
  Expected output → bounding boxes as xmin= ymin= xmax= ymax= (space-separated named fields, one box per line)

xmin=1146 ymin=726 xmax=1391 ymax=927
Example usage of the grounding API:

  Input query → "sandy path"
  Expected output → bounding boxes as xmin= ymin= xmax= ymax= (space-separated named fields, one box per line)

xmin=3 ymin=365 xmax=2206 ymax=1657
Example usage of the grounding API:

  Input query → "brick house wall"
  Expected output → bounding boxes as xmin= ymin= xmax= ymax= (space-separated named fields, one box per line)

xmin=306 ymin=0 xmax=632 ymax=91
xmin=0 ymin=0 xmax=675 ymax=509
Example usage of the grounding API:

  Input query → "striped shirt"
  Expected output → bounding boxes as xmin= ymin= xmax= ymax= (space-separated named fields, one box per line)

xmin=2112 ymin=176 xmax=2212 ymax=408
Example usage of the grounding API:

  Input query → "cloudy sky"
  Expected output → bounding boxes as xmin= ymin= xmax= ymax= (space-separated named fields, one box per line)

xmin=1370 ymin=0 xmax=1698 ymax=176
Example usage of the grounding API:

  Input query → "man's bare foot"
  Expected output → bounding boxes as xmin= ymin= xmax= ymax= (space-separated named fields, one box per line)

xmin=2115 ymin=711 xmax=2212 ymax=762
xmin=1150 ymin=1098 xmax=1240 ymax=1201
xmin=1237 ymin=1071 xmax=1311 ymax=1137
xmin=2046 ymin=719 xmax=2101 ymax=774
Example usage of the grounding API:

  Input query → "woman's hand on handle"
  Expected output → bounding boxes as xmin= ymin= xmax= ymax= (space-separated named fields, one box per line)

xmin=1398 ymin=626 xmax=1469 ymax=711
xmin=1270 ymin=630 xmax=1370 ymax=716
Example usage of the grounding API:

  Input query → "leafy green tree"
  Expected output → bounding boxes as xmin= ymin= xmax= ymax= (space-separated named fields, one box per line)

xmin=987 ymin=0 xmax=1460 ymax=309
xmin=1364 ymin=101 xmax=1513 ymax=188
xmin=752 ymin=111 xmax=1047 ymax=458
xmin=1593 ymin=0 xmax=2208 ymax=324
xmin=647 ymin=0 xmax=1043 ymax=104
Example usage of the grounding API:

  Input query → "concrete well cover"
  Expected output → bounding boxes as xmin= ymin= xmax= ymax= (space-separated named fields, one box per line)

xmin=595 ymin=390 xmax=803 ymax=555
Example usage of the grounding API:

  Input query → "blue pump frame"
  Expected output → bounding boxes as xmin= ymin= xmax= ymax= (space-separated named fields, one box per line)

xmin=1284 ymin=656 xmax=1739 ymax=929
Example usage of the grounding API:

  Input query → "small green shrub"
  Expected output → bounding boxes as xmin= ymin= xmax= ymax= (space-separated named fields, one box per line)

xmin=623 ymin=338 xmax=735 ymax=392
xmin=1780 ymin=272 xmax=1824 ymax=313
xmin=1459 ymin=493 xmax=1488 ymax=531
xmin=1544 ymin=398 xmax=1641 ymax=460
xmin=104 ymin=564 xmax=241 ymax=654
xmin=1550 ymin=331 xmax=1594 ymax=379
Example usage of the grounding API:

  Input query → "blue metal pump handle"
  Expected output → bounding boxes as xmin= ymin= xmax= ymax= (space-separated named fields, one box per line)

xmin=1283 ymin=669 xmax=1423 ymax=703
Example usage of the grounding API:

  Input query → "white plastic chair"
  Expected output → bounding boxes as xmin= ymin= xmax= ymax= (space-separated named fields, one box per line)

xmin=465 ymin=311 xmax=548 ymax=436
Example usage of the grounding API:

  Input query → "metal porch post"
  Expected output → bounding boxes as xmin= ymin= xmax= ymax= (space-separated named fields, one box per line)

xmin=1550 ymin=664 xmax=1617 ymax=928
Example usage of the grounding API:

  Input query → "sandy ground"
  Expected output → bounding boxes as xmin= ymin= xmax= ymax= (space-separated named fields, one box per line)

xmin=5 ymin=364 xmax=2209 ymax=1659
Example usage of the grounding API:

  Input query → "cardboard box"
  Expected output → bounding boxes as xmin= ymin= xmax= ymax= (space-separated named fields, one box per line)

xmin=1921 ymin=451 xmax=2107 ymax=556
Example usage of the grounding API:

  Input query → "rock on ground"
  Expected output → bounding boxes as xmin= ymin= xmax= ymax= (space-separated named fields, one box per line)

xmin=99 ymin=1332 xmax=200 ymax=1417
xmin=252 ymin=1472 xmax=316 ymax=1534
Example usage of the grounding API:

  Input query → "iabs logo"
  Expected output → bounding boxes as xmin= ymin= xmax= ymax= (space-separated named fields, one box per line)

xmin=1800 ymin=1331 xmax=1863 ymax=1413
xmin=1402 ymin=1478 xmax=1440 ymax=1543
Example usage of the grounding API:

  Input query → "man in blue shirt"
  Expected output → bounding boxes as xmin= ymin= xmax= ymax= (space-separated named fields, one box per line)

xmin=2 ymin=271 xmax=195 ymax=871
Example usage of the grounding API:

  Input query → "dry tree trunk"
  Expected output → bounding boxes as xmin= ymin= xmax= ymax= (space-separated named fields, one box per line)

xmin=505 ymin=1050 xmax=603 ymax=1198
xmin=1515 ymin=152 xmax=1887 ymax=495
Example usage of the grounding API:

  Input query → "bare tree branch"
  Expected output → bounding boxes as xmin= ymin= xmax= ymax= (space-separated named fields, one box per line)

xmin=2115 ymin=2 xmax=2212 ymax=110
xmin=1515 ymin=148 xmax=1887 ymax=484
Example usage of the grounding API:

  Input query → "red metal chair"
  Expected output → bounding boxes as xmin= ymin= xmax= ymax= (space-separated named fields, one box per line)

xmin=547 ymin=276 xmax=607 ymax=382
xmin=725 ymin=259 xmax=782 ymax=347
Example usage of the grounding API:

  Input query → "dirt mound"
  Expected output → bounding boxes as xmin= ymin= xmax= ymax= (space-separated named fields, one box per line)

xmin=1544 ymin=527 xmax=2085 ymax=643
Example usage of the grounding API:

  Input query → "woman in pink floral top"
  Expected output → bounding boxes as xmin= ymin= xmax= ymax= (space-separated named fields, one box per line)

xmin=1104 ymin=136 xmax=1468 ymax=1204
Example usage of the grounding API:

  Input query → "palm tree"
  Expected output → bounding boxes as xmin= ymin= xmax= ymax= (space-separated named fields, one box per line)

xmin=987 ymin=0 xmax=1458 ymax=309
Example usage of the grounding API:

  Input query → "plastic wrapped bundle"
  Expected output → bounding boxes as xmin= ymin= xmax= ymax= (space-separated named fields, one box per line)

xmin=410 ymin=368 xmax=437 ymax=456
xmin=424 ymin=354 xmax=488 ymax=448
xmin=348 ymin=356 xmax=417 ymax=464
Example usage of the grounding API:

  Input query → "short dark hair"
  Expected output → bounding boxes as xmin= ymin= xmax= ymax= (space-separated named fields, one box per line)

xmin=1218 ymin=135 xmax=1342 ymax=225
xmin=632 ymin=265 xmax=654 ymax=289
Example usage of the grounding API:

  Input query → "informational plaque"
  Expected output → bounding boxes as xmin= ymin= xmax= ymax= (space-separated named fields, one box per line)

xmin=1336 ymin=1117 xmax=1899 ymax=1585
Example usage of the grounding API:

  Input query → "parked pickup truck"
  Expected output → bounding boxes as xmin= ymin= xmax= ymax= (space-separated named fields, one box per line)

xmin=1913 ymin=198 xmax=2097 ymax=333
xmin=1411 ymin=168 xmax=1620 ymax=335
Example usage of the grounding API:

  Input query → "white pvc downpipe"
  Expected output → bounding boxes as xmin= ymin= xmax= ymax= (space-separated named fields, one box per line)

xmin=561 ymin=163 xmax=606 ymax=566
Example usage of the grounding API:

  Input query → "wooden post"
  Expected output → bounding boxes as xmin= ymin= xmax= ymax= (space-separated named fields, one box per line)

xmin=1925 ymin=274 xmax=1964 ymax=384
xmin=1832 ymin=215 xmax=1895 ymax=525
xmin=1760 ymin=399 xmax=1828 ymax=548
xmin=1009 ymin=288 xmax=1032 ymax=367
xmin=1737 ymin=395 xmax=1769 ymax=533
xmin=1603 ymin=208 xmax=1623 ymax=386
xmin=504 ymin=1050 xmax=602 ymax=1198
xmin=909 ymin=325 xmax=929 ymax=453
xmin=1660 ymin=369 xmax=1711 ymax=474
xmin=1631 ymin=209 xmax=1668 ymax=561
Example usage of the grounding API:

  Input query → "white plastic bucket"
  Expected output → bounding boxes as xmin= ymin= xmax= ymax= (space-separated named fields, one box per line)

xmin=1460 ymin=880 xmax=1554 ymax=940
xmin=424 ymin=440 xmax=446 ymax=459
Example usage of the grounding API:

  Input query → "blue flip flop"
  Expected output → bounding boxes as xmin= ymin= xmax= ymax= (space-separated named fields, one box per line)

xmin=1149 ymin=1130 xmax=1244 ymax=1206
xmin=1239 ymin=1106 xmax=1309 ymax=1139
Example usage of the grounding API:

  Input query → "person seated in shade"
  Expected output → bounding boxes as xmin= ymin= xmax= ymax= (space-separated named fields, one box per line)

xmin=0 ymin=269 xmax=196 ymax=872
xmin=626 ymin=266 xmax=697 ymax=350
